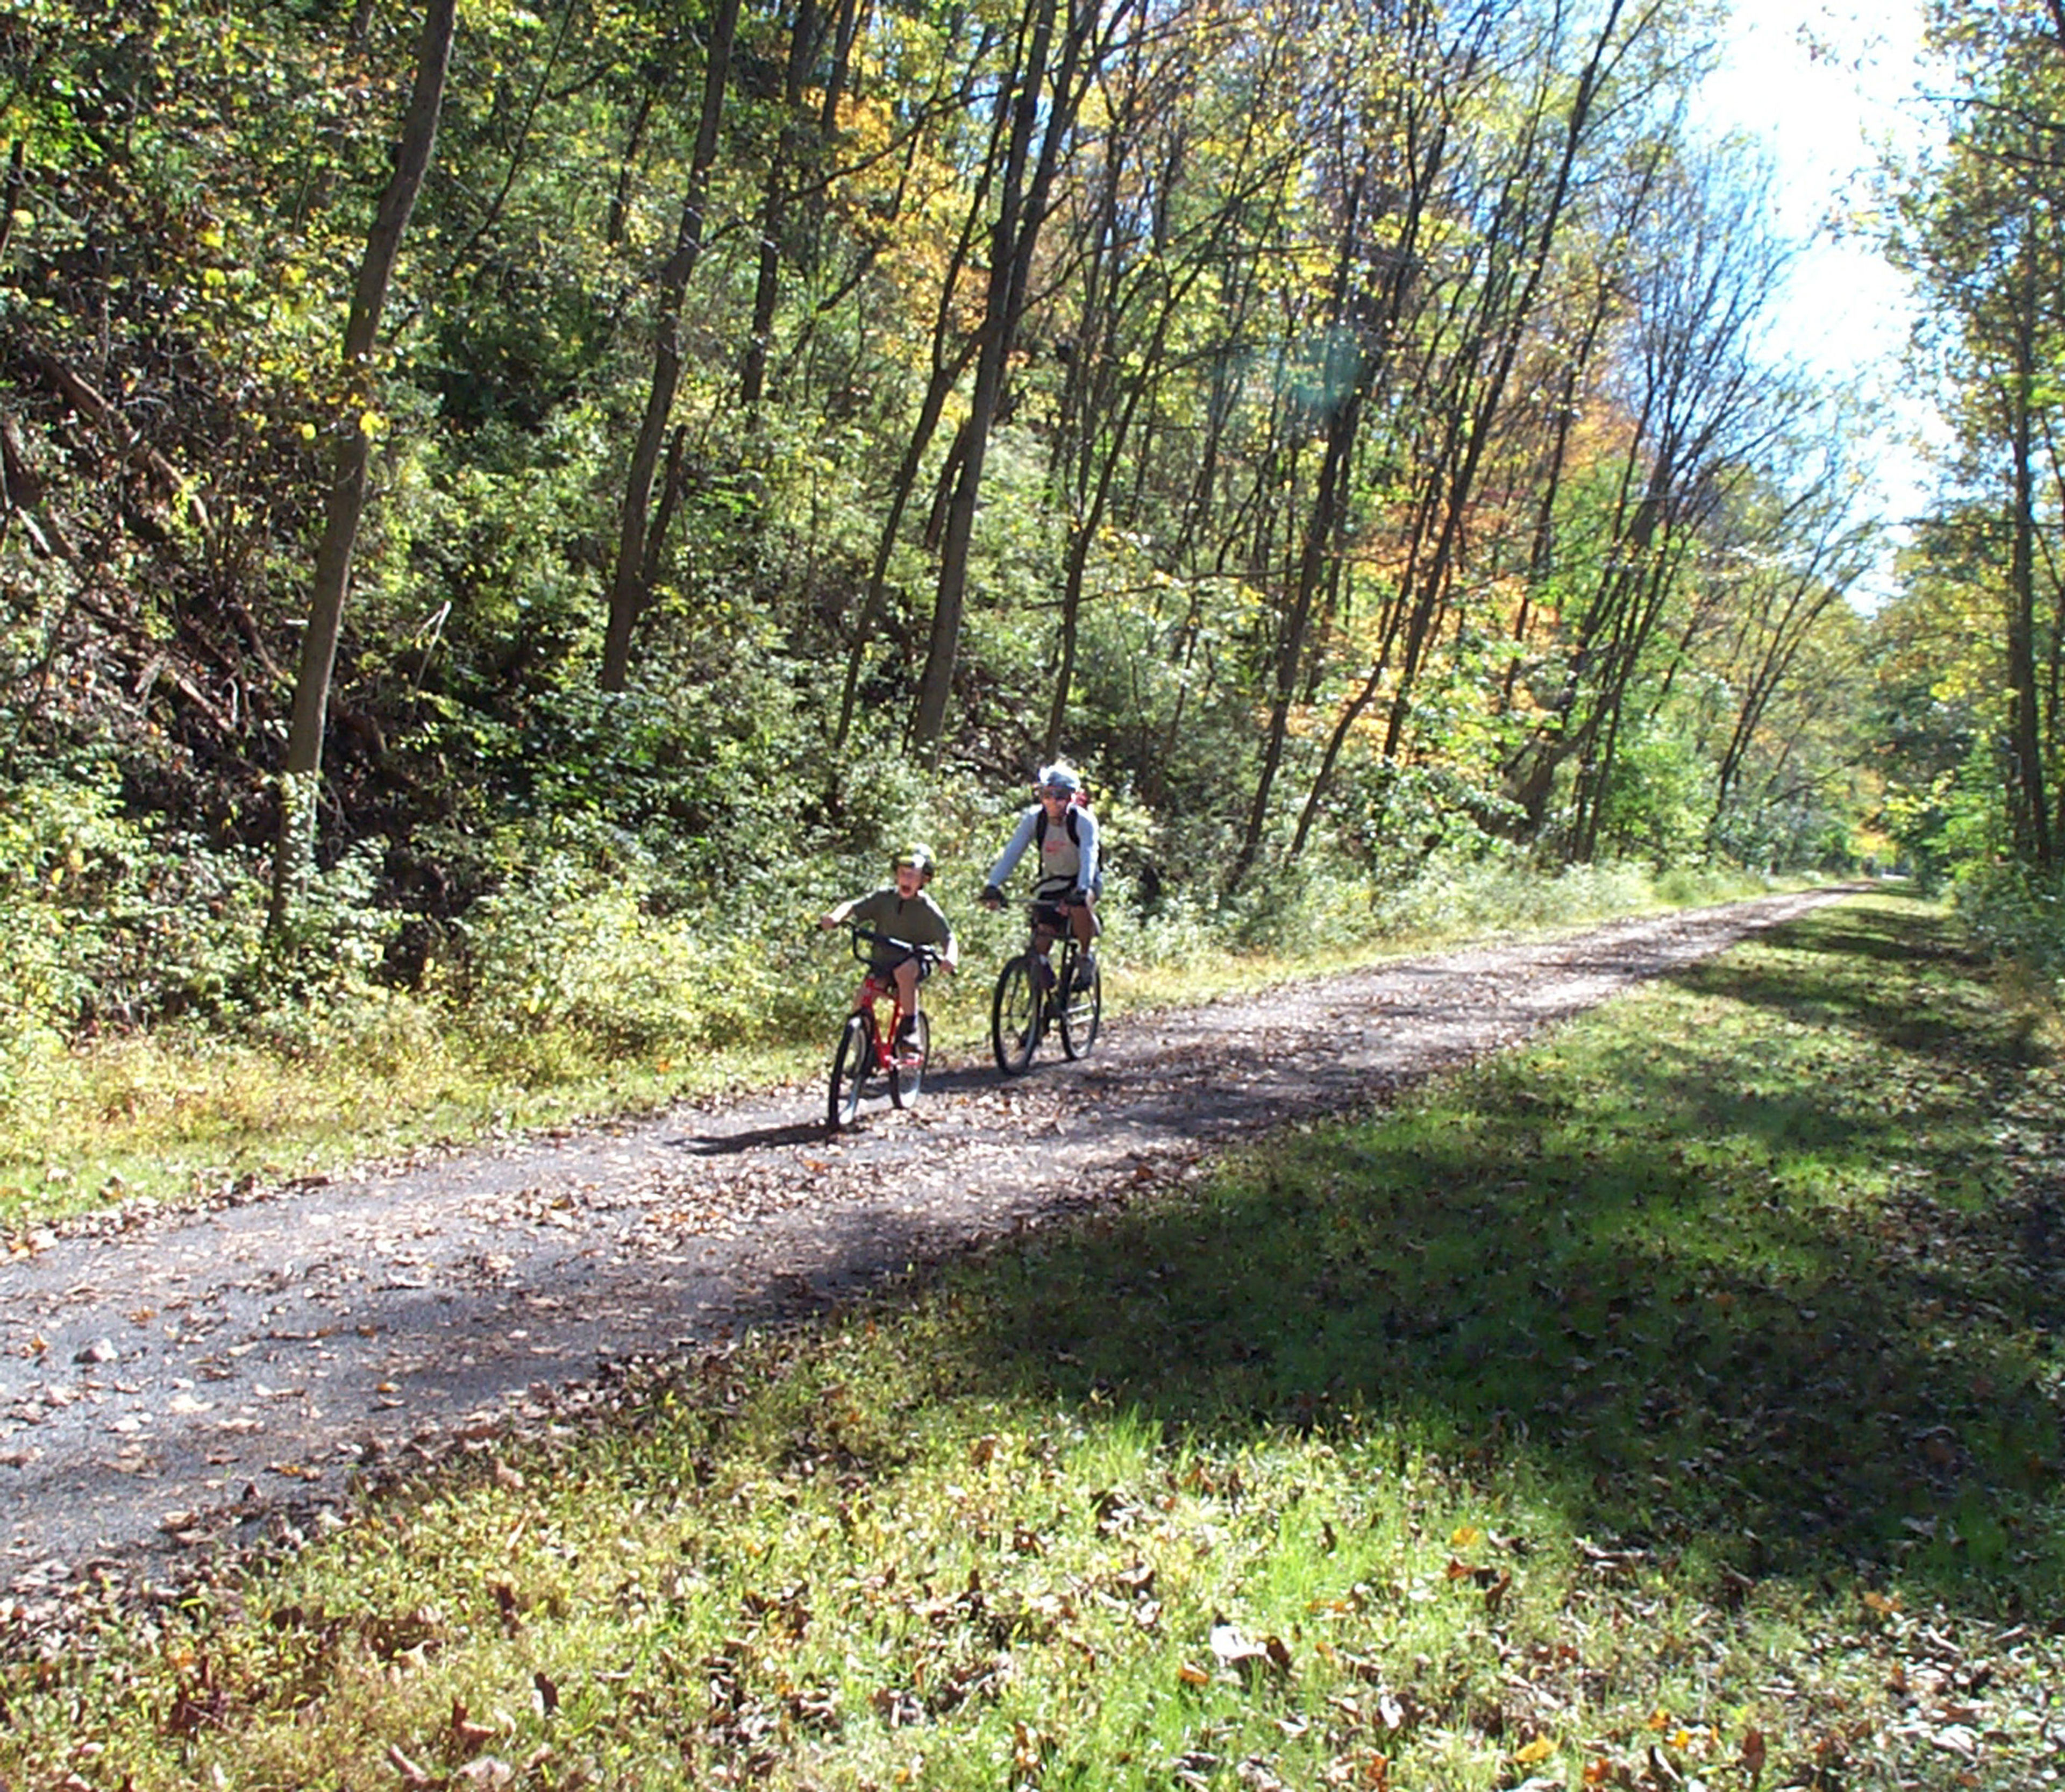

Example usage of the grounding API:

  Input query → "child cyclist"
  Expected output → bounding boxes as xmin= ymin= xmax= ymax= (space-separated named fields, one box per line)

xmin=820 ymin=845 xmax=958 ymax=1040
xmin=979 ymin=761 xmax=1099 ymax=988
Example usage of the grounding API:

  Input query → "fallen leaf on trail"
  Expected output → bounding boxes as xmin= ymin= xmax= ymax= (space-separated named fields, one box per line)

xmin=388 ymin=1743 xmax=435 ymax=1789
xmin=1740 ymin=1726 xmax=1768 ymax=1783
xmin=1211 ymin=1620 xmax=1264 ymax=1665
xmin=450 ymin=1698 xmax=497 ymax=1749
xmin=1514 ymin=1736 xmax=1555 ymax=1765
xmin=1177 ymin=1660 xmax=1210 ymax=1687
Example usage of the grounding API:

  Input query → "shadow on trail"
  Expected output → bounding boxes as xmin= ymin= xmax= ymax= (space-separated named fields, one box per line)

xmin=677 ymin=1119 xmax=834 ymax=1155
xmin=924 ymin=894 xmax=2063 ymax=1618
xmin=674 ymin=1064 xmax=1012 ymax=1154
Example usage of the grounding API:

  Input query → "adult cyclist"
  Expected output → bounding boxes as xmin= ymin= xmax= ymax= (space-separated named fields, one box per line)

xmin=979 ymin=762 xmax=1100 ymax=989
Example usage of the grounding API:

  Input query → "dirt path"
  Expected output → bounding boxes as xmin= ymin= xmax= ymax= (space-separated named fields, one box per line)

xmin=0 ymin=891 xmax=1848 ymax=1594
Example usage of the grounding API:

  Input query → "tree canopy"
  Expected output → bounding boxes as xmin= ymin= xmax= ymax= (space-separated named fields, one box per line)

xmin=2 ymin=0 xmax=1899 ymax=1052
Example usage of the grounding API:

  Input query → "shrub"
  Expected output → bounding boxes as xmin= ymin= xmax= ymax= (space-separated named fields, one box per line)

xmin=1952 ymin=860 xmax=2065 ymax=982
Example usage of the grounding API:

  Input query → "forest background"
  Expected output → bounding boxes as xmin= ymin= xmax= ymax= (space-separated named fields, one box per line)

xmin=1 ymin=0 xmax=2059 ymax=1186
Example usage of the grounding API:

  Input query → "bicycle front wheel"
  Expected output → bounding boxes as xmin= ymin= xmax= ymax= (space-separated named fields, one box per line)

xmin=1059 ymin=949 xmax=1101 ymax=1059
xmin=889 ymin=1010 xmax=930 ymax=1107
xmin=991 ymin=956 xmax=1039 ymax=1075
xmin=828 ymin=1012 xmax=874 ymax=1130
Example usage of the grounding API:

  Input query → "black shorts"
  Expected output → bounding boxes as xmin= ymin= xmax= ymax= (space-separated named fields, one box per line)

xmin=870 ymin=949 xmax=934 ymax=983
xmin=1030 ymin=898 xmax=1076 ymax=933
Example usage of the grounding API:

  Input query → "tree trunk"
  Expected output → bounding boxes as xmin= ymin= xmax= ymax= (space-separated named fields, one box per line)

xmin=910 ymin=0 xmax=1064 ymax=750
xmin=2006 ymin=279 xmax=2054 ymax=868
xmin=912 ymin=0 xmax=1106 ymax=751
xmin=268 ymin=0 xmax=455 ymax=939
xmin=742 ymin=0 xmax=828 ymax=410
xmin=601 ymin=0 xmax=740 ymax=692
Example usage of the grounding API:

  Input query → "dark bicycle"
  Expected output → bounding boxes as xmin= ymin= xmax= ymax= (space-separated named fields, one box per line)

xmin=990 ymin=898 xmax=1100 ymax=1074
xmin=827 ymin=925 xmax=941 ymax=1130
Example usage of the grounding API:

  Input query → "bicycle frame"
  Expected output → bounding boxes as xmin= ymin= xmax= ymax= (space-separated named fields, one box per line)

xmin=851 ymin=965 xmax=914 ymax=1075
xmin=989 ymin=899 xmax=1100 ymax=1075
xmin=828 ymin=925 xmax=937 ymax=1129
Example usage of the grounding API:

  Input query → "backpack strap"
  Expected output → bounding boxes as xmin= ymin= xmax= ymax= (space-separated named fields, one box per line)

xmin=1035 ymin=807 xmax=1083 ymax=847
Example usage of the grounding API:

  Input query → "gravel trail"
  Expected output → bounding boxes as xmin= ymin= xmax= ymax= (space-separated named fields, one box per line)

xmin=0 ymin=891 xmax=1847 ymax=1592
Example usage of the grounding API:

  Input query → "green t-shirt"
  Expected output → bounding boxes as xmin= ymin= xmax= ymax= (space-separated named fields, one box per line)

xmin=845 ymin=886 xmax=955 ymax=964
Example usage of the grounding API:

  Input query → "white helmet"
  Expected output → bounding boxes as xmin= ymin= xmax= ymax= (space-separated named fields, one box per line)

xmin=1036 ymin=762 xmax=1081 ymax=797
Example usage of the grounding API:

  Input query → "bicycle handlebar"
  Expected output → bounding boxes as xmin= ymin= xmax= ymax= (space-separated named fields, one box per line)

xmin=846 ymin=924 xmax=944 ymax=965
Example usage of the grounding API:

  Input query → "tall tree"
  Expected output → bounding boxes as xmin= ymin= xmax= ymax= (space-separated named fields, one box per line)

xmin=1893 ymin=0 xmax=2065 ymax=869
xmin=601 ymin=0 xmax=742 ymax=693
xmin=909 ymin=0 xmax=1124 ymax=751
xmin=269 ymin=0 xmax=457 ymax=935
xmin=1503 ymin=141 xmax=1795 ymax=857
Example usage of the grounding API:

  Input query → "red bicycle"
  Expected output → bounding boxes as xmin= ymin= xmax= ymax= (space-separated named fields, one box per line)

xmin=828 ymin=925 xmax=941 ymax=1130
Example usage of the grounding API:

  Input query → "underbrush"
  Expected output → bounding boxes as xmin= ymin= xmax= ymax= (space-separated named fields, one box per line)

xmin=4 ymin=892 xmax=2056 ymax=1790
xmin=1953 ymin=857 xmax=2065 ymax=982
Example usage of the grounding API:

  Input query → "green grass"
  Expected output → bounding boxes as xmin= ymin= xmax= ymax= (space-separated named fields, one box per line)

xmin=4 ymin=890 xmax=2058 ymax=1789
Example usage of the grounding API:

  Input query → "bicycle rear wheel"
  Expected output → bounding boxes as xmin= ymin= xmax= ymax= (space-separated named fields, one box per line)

xmin=828 ymin=1012 xmax=874 ymax=1130
xmin=991 ymin=956 xmax=1040 ymax=1075
xmin=1059 ymin=949 xmax=1101 ymax=1059
xmin=889 ymin=1010 xmax=930 ymax=1107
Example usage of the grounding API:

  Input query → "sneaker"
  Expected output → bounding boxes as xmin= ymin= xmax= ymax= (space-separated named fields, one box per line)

xmin=1072 ymin=950 xmax=1097 ymax=992
xmin=894 ymin=1018 xmax=922 ymax=1058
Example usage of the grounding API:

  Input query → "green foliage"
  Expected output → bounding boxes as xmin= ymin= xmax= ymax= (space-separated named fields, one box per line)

xmin=1369 ymin=849 xmax=1658 ymax=938
xmin=0 ymin=0 xmax=1883 ymax=1144
xmin=1949 ymin=857 xmax=2065 ymax=983
xmin=0 ymin=772 xmax=274 ymax=1042
xmin=1590 ymin=717 xmax=1715 ymax=865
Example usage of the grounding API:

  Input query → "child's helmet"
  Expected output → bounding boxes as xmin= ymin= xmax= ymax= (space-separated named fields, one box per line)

xmin=1036 ymin=762 xmax=1080 ymax=797
xmin=893 ymin=843 xmax=935 ymax=882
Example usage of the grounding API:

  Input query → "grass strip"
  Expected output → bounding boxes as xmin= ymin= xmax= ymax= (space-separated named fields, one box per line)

xmin=5 ymin=890 xmax=2059 ymax=1789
